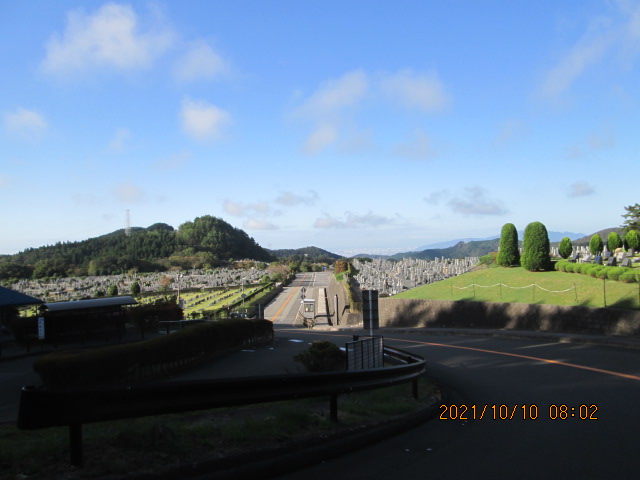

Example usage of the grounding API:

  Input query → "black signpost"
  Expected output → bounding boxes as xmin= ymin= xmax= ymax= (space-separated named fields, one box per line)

xmin=362 ymin=289 xmax=379 ymax=336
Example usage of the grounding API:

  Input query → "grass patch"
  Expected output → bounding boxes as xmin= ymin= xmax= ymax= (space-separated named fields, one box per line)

xmin=0 ymin=377 xmax=436 ymax=479
xmin=395 ymin=266 xmax=640 ymax=309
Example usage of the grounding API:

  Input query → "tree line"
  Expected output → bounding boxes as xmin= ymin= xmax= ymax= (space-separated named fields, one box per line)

xmin=0 ymin=216 xmax=273 ymax=280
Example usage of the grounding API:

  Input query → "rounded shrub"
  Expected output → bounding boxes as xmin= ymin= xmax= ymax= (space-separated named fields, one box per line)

xmin=558 ymin=237 xmax=573 ymax=259
xmin=521 ymin=221 xmax=551 ymax=271
xmin=619 ymin=272 xmax=639 ymax=283
xmin=607 ymin=269 xmax=623 ymax=281
xmin=555 ymin=260 xmax=567 ymax=272
xmin=625 ymin=230 xmax=640 ymax=251
xmin=607 ymin=232 xmax=622 ymax=252
xmin=587 ymin=265 xmax=604 ymax=278
xmin=294 ymin=340 xmax=346 ymax=372
xmin=589 ymin=234 xmax=604 ymax=256
xmin=563 ymin=262 xmax=575 ymax=273
xmin=497 ymin=223 xmax=520 ymax=267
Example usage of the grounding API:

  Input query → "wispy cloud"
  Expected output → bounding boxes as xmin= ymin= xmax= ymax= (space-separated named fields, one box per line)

xmin=539 ymin=2 xmax=640 ymax=99
xmin=243 ymin=219 xmax=279 ymax=230
xmin=275 ymin=190 xmax=319 ymax=206
xmin=3 ymin=107 xmax=48 ymax=134
xmin=294 ymin=69 xmax=368 ymax=154
xmin=174 ymin=40 xmax=229 ymax=83
xmin=448 ymin=186 xmax=508 ymax=216
xmin=180 ymin=97 xmax=231 ymax=141
xmin=314 ymin=211 xmax=395 ymax=229
xmin=568 ymin=181 xmax=595 ymax=197
xmin=42 ymin=3 xmax=174 ymax=75
xmin=391 ymin=128 xmax=437 ymax=160
xmin=223 ymin=200 xmax=270 ymax=217
xmin=380 ymin=69 xmax=451 ymax=112
xmin=114 ymin=181 xmax=146 ymax=203
xmin=153 ymin=151 xmax=190 ymax=171
xmin=108 ymin=127 xmax=132 ymax=152
xmin=423 ymin=189 xmax=449 ymax=205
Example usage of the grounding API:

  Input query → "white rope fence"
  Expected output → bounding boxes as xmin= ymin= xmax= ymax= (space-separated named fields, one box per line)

xmin=451 ymin=282 xmax=578 ymax=302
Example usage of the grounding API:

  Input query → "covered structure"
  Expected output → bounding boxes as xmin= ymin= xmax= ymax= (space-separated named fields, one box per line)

xmin=38 ymin=296 xmax=137 ymax=345
xmin=0 ymin=286 xmax=43 ymax=355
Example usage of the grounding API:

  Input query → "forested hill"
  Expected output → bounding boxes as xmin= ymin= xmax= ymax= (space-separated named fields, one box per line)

xmin=268 ymin=246 xmax=343 ymax=263
xmin=0 ymin=216 xmax=273 ymax=279
xmin=389 ymin=238 xmax=501 ymax=261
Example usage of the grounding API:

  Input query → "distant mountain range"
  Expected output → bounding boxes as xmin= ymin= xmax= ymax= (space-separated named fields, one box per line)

xmin=414 ymin=231 xmax=586 ymax=251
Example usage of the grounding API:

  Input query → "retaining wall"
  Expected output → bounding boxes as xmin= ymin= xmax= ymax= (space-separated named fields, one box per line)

xmin=378 ymin=298 xmax=640 ymax=336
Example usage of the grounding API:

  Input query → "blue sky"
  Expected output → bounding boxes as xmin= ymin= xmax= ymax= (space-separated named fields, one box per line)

xmin=1 ymin=1 xmax=638 ymax=256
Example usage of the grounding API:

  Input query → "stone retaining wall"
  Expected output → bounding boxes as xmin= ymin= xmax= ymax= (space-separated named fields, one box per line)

xmin=379 ymin=298 xmax=640 ymax=336
xmin=326 ymin=274 xmax=361 ymax=326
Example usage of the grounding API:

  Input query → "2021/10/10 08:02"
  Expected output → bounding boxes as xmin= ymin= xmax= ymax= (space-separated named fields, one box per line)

xmin=439 ymin=404 xmax=599 ymax=420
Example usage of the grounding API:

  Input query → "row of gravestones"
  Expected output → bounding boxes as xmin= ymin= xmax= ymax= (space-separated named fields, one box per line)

xmin=12 ymin=267 xmax=268 ymax=302
xmin=353 ymin=257 xmax=479 ymax=295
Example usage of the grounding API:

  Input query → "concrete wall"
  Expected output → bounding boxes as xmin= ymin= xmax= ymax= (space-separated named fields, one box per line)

xmin=326 ymin=274 xmax=362 ymax=326
xmin=379 ymin=297 xmax=640 ymax=336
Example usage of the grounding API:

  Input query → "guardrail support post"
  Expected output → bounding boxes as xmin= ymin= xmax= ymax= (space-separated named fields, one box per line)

xmin=330 ymin=394 xmax=338 ymax=422
xmin=412 ymin=379 xmax=419 ymax=399
xmin=69 ymin=423 xmax=84 ymax=467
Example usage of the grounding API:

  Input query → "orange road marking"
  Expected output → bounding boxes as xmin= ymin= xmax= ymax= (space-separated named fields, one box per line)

xmin=388 ymin=337 xmax=640 ymax=382
xmin=276 ymin=329 xmax=640 ymax=382
xmin=270 ymin=274 xmax=307 ymax=323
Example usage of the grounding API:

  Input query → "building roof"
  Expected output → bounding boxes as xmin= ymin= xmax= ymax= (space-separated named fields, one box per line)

xmin=0 ymin=286 xmax=43 ymax=308
xmin=43 ymin=296 xmax=137 ymax=312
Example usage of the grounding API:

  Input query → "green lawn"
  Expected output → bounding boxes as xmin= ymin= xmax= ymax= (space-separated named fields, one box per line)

xmin=394 ymin=266 xmax=640 ymax=310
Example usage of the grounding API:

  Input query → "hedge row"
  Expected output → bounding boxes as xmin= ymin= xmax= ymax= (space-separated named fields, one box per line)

xmin=32 ymin=319 xmax=274 ymax=388
xmin=555 ymin=260 xmax=639 ymax=283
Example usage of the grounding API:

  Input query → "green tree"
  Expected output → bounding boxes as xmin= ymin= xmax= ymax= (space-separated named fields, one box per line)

xmin=497 ymin=223 xmax=520 ymax=267
xmin=621 ymin=203 xmax=640 ymax=232
xmin=130 ymin=281 xmax=141 ymax=297
xmin=558 ymin=237 xmax=573 ymax=259
xmin=607 ymin=232 xmax=622 ymax=252
xmin=589 ymin=234 xmax=604 ymax=255
xmin=521 ymin=221 xmax=551 ymax=271
xmin=107 ymin=284 xmax=119 ymax=296
xmin=625 ymin=230 xmax=640 ymax=251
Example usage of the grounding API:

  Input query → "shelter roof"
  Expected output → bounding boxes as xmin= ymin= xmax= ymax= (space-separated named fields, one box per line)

xmin=0 ymin=286 xmax=43 ymax=308
xmin=43 ymin=296 xmax=137 ymax=312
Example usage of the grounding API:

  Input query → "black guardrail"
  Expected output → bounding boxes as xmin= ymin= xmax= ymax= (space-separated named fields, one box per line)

xmin=17 ymin=346 xmax=426 ymax=467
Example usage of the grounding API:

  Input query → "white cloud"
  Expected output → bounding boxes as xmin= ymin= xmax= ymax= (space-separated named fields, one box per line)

xmin=275 ymin=190 xmax=319 ymax=206
xmin=153 ymin=151 xmax=190 ymax=171
xmin=303 ymin=123 xmax=338 ymax=154
xmin=568 ymin=181 xmax=596 ymax=197
xmin=114 ymin=181 xmax=145 ymax=203
xmin=380 ymin=69 xmax=450 ymax=111
xmin=224 ymin=200 xmax=270 ymax=217
xmin=42 ymin=3 xmax=174 ymax=74
xmin=539 ymin=2 xmax=640 ymax=99
xmin=108 ymin=127 xmax=131 ymax=151
xmin=180 ymin=97 xmax=231 ymax=141
xmin=424 ymin=190 xmax=449 ymax=205
xmin=3 ymin=107 xmax=48 ymax=133
xmin=314 ymin=211 xmax=395 ymax=229
xmin=174 ymin=40 xmax=228 ymax=82
xmin=294 ymin=70 xmax=368 ymax=154
xmin=243 ymin=219 xmax=279 ymax=230
xmin=391 ymin=128 xmax=437 ymax=160
xmin=448 ymin=186 xmax=508 ymax=216
xmin=298 ymin=69 xmax=368 ymax=116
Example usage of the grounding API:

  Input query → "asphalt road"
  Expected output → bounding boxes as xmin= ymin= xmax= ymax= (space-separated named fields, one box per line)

xmin=273 ymin=328 xmax=640 ymax=480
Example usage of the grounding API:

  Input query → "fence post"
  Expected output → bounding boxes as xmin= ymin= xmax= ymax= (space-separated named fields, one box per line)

xmin=330 ymin=394 xmax=338 ymax=422
xmin=69 ymin=423 xmax=83 ymax=467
